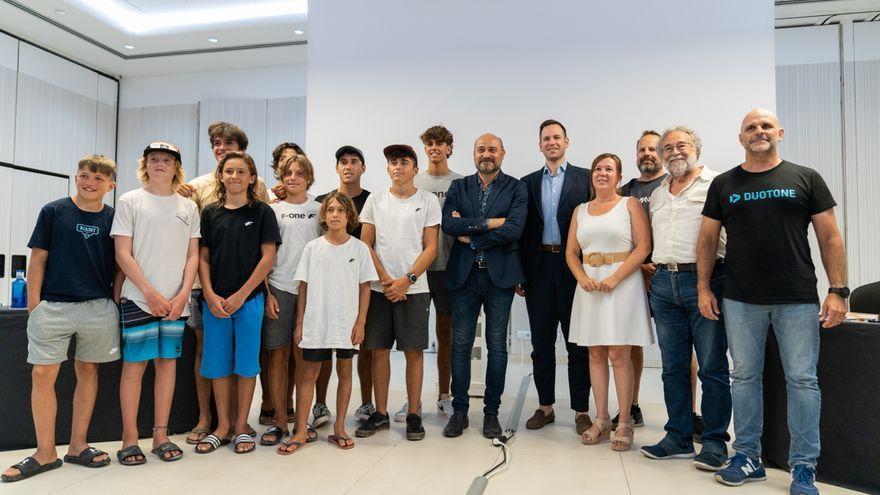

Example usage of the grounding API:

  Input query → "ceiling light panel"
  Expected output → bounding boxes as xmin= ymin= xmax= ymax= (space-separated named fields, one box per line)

xmin=79 ymin=0 xmax=308 ymax=34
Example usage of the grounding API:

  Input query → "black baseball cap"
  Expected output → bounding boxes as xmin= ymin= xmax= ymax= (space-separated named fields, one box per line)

xmin=335 ymin=145 xmax=365 ymax=164
xmin=143 ymin=141 xmax=181 ymax=162
xmin=383 ymin=144 xmax=418 ymax=166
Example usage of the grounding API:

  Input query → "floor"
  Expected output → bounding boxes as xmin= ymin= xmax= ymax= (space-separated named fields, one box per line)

xmin=0 ymin=353 xmax=864 ymax=495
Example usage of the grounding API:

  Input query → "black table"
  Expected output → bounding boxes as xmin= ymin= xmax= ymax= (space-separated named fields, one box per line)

xmin=763 ymin=321 xmax=880 ymax=494
xmin=0 ymin=308 xmax=200 ymax=451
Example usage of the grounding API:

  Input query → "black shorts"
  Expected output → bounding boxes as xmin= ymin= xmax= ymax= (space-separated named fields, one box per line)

xmin=427 ymin=271 xmax=452 ymax=315
xmin=363 ymin=291 xmax=430 ymax=351
xmin=301 ymin=348 xmax=358 ymax=362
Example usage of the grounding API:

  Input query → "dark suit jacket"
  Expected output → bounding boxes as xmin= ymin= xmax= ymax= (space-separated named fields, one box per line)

xmin=520 ymin=164 xmax=591 ymax=283
xmin=441 ymin=171 xmax=528 ymax=290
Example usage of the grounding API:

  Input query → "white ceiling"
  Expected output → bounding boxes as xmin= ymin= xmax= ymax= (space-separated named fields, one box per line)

xmin=0 ymin=0 xmax=308 ymax=77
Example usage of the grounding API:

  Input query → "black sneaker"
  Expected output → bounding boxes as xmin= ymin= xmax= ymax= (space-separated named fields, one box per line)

xmin=443 ymin=412 xmax=469 ymax=437
xmin=405 ymin=414 xmax=425 ymax=441
xmin=482 ymin=413 xmax=502 ymax=439
xmin=611 ymin=404 xmax=644 ymax=431
xmin=355 ymin=412 xmax=390 ymax=437
xmin=692 ymin=413 xmax=704 ymax=444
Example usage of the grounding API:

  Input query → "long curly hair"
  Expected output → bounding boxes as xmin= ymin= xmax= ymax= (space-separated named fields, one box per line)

xmin=215 ymin=151 xmax=260 ymax=206
xmin=319 ymin=191 xmax=360 ymax=233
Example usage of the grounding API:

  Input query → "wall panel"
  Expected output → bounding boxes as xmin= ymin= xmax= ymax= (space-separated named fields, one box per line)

xmin=198 ymin=99 xmax=268 ymax=178
xmin=0 ymin=33 xmax=17 ymax=164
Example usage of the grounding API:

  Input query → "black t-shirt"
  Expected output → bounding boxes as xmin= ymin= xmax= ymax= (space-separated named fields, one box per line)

xmin=621 ymin=174 xmax=667 ymax=217
xmin=702 ymin=161 xmax=836 ymax=304
xmin=200 ymin=202 xmax=282 ymax=300
xmin=27 ymin=198 xmax=116 ymax=302
xmin=316 ymin=189 xmax=371 ymax=239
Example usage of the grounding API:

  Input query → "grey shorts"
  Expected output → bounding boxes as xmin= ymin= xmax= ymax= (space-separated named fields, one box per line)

xmin=262 ymin=285 xmax=297 ymax=350
xmin=27 ymin=298 xmax=120 ymax=365
xmin=363 ymin=291 xmax=430 ymax=351
xmin=187 ymin=289 xmax=203 ymax=331
xmin=427 ymin=271 xmax=452 ymax=315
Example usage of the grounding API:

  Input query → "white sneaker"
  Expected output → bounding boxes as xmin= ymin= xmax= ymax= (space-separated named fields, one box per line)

xmin=355 ymin=402 xmax=375 ymax=422
xmin=393 ymin=401 xmax=421 ymax=422
xmin=437 ymin=394 xmax=454 ymax=419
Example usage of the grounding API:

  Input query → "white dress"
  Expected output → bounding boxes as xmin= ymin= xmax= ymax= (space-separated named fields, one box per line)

xmin=568 ymin=198 xmax=654 ymax=347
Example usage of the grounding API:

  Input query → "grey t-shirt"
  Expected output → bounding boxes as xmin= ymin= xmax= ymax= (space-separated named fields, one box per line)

xmin=621 ymin=174 xmax=668 ymax=216
xmin=414 ymin=169 xmax=463 ymax=271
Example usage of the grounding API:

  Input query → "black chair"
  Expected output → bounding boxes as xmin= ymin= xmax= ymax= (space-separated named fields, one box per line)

xmin=850 ymin=281 xmax=880 ymax=314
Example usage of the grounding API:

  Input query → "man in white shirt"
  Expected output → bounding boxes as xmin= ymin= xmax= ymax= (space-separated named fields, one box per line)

xmin=639 ymin=126 xmax=731 ymax=472
xmin=356 ymin=144 xmax=440 ymax=441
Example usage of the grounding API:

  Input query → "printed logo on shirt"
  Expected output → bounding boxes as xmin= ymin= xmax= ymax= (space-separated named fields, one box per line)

xmin=76 ymin=224 xmax=100 ymax=239
xmin=415 ymin=207 xmax=422 ymax=212
xmin=729 ymin=188 xmax=796 ymax=205
xmin=349 ymin=258 xmax=356 ymax=263
xmin=175 ymin=212 xmax=190 ymax=226
xmin=244 ymin=221 xmax=254 ymax=227
xmin=434 ymin=191 xmax=447 ymax=199
xmin=281 ymin=213 xmax=318 ymax=220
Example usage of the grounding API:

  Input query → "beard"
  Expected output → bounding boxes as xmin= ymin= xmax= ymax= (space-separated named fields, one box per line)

xmin=666 ymin=153 xmax=697 ymax=179
xmin=477 ymin=160 xmax=500 ymax=175
xmin=637 ymin=157 xmax=661 ymax=175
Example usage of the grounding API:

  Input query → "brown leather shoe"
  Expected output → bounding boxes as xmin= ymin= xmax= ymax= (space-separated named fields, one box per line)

xmin=575 ymin=413 xmax=593 ymax=435
xmin=526 ymin=409 xmax=555 ymax=429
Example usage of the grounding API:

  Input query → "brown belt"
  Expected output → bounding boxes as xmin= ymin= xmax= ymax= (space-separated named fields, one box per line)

xmin=582 ymin=251 xmax=630 ymax=267
xmin=539 ymin=244 xmax=562 ymax=253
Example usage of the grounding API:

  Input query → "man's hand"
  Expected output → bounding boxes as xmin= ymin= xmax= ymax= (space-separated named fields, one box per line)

xmin=165 ymin=292 xmax=188 ymax=321
xmin=458 ymin=236 xmax=471 ymax=243
xmin=265 ymin=292 xmax=280 ymax=320
xmin=641 ymin=263 xmax=656 ymax=292
xmin=144 ymin=288 xmax=172 ymax=317
xmin=515 ymin=283 xmax=526 ymax=297
xmin=221 ymin=291 xmax=247 ymax=315
xmin=27 ymin=300 xmax=42 ymax=314
xmin=272 ymin=183 xmax=287 ymax=201
xmin=599 ymin=275 xmax=621 ymax=292
xmin=487 ymin=218 xmax=506 ymax=230
xmin=382 ymin=277 xmax=410 ymax=302
xmin=820 ymin=293 xmax=847 ymax=328
xmin=351 ymin=322 xmax=365 ymax=346
xmin=452 ymin=211 xmax=461 ymax=218
xmin=177 ymin=183 xmax=196 ymax=198
xmin=206 ymin=293 xmax=230 ymax=319
xmin=698 ymin=288 xmax=720 ymax=320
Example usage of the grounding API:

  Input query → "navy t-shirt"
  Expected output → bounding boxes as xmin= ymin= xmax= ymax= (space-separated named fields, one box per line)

xmin=27 ymin=197 xmax=116 ymax=302
xmin=200 ymin=201 xmax=282 ymax=300
xmin=702 ymin=161 xmax=836 ymax=304
xmin=316 ymin=189 xmax=370 ymax=239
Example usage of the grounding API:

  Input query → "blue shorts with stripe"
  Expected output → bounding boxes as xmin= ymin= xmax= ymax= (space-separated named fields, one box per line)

xmin=119 ymin=300 xmax=186 ymax=362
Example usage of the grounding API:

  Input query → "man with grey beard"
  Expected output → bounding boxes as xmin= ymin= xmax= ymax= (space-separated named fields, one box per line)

xmin=639 ymin=126 xmax=732 ymax=473
xmin=615 ymin=130 xmax=666 ymax=431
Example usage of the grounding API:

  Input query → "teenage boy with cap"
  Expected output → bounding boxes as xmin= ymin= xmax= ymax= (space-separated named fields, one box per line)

xmin=312 ymin=145 xmax=373 ymax=426
xmin=356 ymin=144 xmax=440 ymax=441
xmin=112 ymin=142 xmax=201 ymax=465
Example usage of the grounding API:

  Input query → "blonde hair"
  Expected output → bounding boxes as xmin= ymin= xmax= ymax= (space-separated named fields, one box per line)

xmin=276 ymin=154 xmax=314 ymax=188
xmin=137 ymin=152 xmax=185 ymax=190
xmin=77 ymin=154 xmax=117 ymax=181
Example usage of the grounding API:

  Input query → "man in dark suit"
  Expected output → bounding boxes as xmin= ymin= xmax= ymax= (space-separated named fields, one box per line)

xmin=441 ymin=133 xmax=527 ymax=439
xmin=519 ymin=119 xmax=592 ymax=435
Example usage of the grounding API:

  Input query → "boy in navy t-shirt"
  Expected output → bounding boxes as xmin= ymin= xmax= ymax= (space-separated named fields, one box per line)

xmin=3 ymin=155 xmax=121 ymax=483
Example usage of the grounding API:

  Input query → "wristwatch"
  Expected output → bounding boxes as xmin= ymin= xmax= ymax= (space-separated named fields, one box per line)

xmin=828 ymin=287 xmax=850 ymax=298
xmin=406 ymin=272 xmax=418 ymax=284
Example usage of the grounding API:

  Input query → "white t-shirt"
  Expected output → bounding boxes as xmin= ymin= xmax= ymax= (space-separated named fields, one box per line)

xmin=358 ymin=188 xmax=441 ymax=294
xmin=111 ymin=188 xmax=201 ymax=316
xmin=294 ymin=236 xmax=379 ymax=349
xmin=268 ymin=197 xmax=322 ymax=294
xmin=414 ymin=170 xmax=462 ymax=271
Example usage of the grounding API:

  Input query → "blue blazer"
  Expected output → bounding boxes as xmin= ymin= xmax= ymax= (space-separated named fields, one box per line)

xmin=441 ymin=171 xmax=528 ymax=290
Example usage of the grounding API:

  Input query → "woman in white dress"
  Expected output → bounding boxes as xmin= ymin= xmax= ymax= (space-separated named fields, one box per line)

xmin=565 ymin=153 xmax=653 ymax=451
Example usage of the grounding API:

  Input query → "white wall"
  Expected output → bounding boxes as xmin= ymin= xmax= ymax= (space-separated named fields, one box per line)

xmin=305 ymin=0 xmax=775 ymax=196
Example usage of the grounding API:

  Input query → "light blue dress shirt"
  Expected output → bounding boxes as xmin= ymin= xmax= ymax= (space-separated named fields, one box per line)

xmin=541 ymin=162 xmax=566 ymax=244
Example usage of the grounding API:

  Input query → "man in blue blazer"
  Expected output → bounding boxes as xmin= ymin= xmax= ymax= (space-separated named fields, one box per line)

xmin=519 ymin=119 xmax=593 ymax=435
xmin=441 ymin=133 xmax=527 ymax=439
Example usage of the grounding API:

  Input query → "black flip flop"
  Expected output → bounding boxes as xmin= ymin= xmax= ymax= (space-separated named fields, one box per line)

xmin=259 ymin=425 xmax=288 ymax=446
xmin=116 ymin=445 xmax=146 ymax=466
xmin=1 ymin=457 xmax=63 ymax=482
xmin=63 ymin=447 xmax=110 ymax=468
xmin=151 ymin=442 xmax=183 ymax=462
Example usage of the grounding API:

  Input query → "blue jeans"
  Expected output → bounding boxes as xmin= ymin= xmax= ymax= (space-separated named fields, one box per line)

xmin=650 ymin=266 xmax=731 ymax=451
xmin=722 ymin=299 xmax=821 ymax=468
xmin=450 ymin=268 xmax=515 ymax=415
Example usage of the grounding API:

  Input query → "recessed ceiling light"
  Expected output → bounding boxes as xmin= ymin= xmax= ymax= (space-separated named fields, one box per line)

xmin=55 ymin=9 xmax=67 ymax=15
xmin=123 ymin=44 xmax=135 ymax=50
xmin=207 ymin=37 xmax=219 ymax=43
xmin=293 ymin=29 xmax=304 ymax=35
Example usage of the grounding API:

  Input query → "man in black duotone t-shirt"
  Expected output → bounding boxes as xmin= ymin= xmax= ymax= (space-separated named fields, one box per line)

xmin=696 ymin=109 xmax=847 ymax=494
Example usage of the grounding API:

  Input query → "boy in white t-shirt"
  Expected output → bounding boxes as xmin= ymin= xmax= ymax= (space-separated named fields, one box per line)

xmin=278 ymin=192 xmax=378 ymax=453
xmin=355 ymin=144 xmax=441 ymax=441
xmin=111 ymin=142 xmax=201 ymax=465
xmin=259 ymin=154 xmax=321 ymax=446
